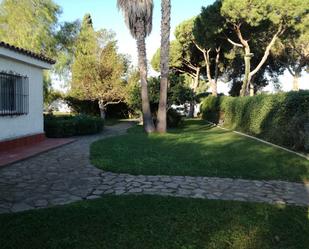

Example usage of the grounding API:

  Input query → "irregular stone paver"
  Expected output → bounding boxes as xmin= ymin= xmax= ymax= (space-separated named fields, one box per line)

xmin=0 ymin=122 xmax=309 ymax=214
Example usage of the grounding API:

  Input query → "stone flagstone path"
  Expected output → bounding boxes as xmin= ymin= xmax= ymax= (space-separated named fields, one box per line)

xmin=0 ymin=122 xmax=309 ymax=214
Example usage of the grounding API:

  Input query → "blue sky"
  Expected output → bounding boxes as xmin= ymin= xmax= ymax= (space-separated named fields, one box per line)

xmin=54 ymin=0 xmax=214 ymax=64
xmin=54 ymin=0 xmax=308 ymax=93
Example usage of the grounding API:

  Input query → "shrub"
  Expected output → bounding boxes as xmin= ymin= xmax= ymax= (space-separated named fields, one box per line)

xmin=44 ymin=114 xmax=104 ymax=138
xmin=65 ymin=96 xmax=100 ymax=116
xmin=167 ymin=108 xmax=183 ymax=128
xmin=200 ymin=95 xmax=221 ymax=123
xmin=200 ymin=91 xmax=309 ymax=152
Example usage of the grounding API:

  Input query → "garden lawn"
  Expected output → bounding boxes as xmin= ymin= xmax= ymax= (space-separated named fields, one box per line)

xmin=91 ymin=120 xmax=309 ymax=182
xmin=1 ymin=195 xmax=308 ymax=249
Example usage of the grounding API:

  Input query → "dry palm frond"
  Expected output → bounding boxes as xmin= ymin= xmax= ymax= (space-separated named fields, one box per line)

xmin=117 ymin=0 xmax=153 ymax=38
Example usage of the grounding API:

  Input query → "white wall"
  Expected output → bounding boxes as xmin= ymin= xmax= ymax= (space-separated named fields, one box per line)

xmin=0 ymin=56 xmax=44 ymax=141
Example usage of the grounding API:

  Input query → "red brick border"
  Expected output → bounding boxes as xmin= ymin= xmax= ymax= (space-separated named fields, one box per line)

xmin=0 ymin=133 xmax=46 ymax=152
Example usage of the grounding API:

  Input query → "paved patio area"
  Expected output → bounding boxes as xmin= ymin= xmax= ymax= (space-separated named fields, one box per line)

xmin=0 ymin=121 xmax=309 ymax=214
xmin=0 ymin=138 xmax=75 ymax=167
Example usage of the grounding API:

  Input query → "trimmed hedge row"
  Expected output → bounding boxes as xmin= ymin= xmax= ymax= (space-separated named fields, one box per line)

xmin=44 ymin=114 xmax=104 ymax=138
xmin=201 ymin=91 xmax=309 ymax=152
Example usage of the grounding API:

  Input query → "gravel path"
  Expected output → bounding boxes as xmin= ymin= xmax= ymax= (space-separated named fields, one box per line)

xmin=0 ymin=122 xmax=308 ymax=214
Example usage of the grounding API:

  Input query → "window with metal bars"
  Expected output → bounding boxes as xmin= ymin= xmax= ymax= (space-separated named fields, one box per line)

xmin=0 ymin=72 xmax=29 ymax=116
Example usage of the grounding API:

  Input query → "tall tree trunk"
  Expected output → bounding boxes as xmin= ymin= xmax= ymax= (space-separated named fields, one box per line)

xmin=188 ymin=69 xmax=200 ymax=118
xmin=195 ymin=43 xmax=218 ymax=97
xmin=240 ymin=46 xmax=252 ymax=96
xmin=249 ymin=82 xmax=254 ymax=96
xmin=157 ymin=0 xmax=171 ymax=133
xmin=203 ymin=49 xmax=217 ymax=97
xmin=136 ymin=37 xmax=155 ymax=133
xmin=98 ymin=100 xmax=106 ymax=120
xmin=249 ymin=75 xmax=256 ymax=96
xmin=213 ymin=47 xmax=220 ymax=97
xmin=188 ymin=101 xmax=195 ymax=118
xmin=293 ymin=71 xmax=301 ymax=91
xmin=193 ymin=67 xmax=200 ymax=92
xmin=233 ymin=24 xmax=283 ymax=97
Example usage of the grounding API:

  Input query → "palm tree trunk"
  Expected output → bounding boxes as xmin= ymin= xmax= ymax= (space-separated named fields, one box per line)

xmin=157 ymin=0 xmax=171 ymax=133
xmin=136 ymin=37 xmax=155 ymax=133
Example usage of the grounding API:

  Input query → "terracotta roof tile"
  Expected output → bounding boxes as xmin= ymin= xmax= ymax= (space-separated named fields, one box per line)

xmin=0 ymin=41 xmax=56 ymax=64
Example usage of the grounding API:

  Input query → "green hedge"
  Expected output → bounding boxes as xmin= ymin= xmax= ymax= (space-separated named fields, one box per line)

xmin=44 ymin=114 xmax=104 ymax=138
xmin=201 ymin=91 xmax=309 ymax=152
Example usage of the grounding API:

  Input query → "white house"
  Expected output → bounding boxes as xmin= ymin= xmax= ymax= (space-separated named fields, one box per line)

xmin=0 ymin=42 xmax=55 ymax=149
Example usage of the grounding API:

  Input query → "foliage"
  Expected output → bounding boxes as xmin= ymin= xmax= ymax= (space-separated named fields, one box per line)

xmin=194 ymin=1 xmax=225 ymax=50
xmin=91 ymin=120 xmax=309 ymax=182
xmin=151 ymin=18 xmax=204 ymax=93
xmin=273 ymin=13 xmax=309 ymax=86
xmin=64 ymin=96 xmax=131 ymax=119
xmin=173 ymin=18 xmax=203 ymax=69
xmin=151 ymin=40 xmax=183 ymax=72
xmin=127 ymin=73 xmax=194 ymax=113
xmin=125 ymin=70 xmax=142 ymax=113
xmin=201 ymin=91 xmax=309 ymax=152
xmin=0 ymin=0 xmax=61 ymax=57
xmin=53 ymin=20 xmax=81 ymax=82
xmin=71 ymin=14 xmax=127 ymax=113
xmin=221 ymin=0 xmax=307 ymax=28
xmin=220 ymin=0 xmax=308 ymax=95
xmin=116 ymin=0 xmax=153 ymax=39
xmin=0 ymin=0 xmax=66 ymax=104
xmin=0 ymin=0 xmax=87 ymax=99
xmin=44 ymin=114 xmax=103 ymax=137
xmin=166 ymin=108 xmax=183 ymax=128
xmin=126 ymin=75 xmax=159 ymax=113
xmin=64 ymin=96 xmax=100 ymax=116
xmin=200 ymin=95 xmax=222 ymax=122
xmin=168 ymin=74 xmax=195 ymax=105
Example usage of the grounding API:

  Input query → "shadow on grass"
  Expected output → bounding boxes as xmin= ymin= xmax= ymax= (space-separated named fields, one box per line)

xmin=0 ymin=196 xmax=308 ymax=249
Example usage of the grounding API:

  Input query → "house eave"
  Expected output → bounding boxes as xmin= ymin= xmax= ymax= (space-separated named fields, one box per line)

xmin=0 ymin=47 xmax=54 ymax=69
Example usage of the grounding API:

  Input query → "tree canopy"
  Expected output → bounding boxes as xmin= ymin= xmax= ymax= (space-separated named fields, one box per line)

xmin=220 ymin=0 xmax=308 ymax=95
xmin=0 ymin=0 xmax=61 ymax=57
xmin=71 ymin=14 xmax=127 ymax=118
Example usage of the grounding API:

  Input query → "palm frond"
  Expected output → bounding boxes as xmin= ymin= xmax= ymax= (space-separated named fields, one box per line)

xmin=117 ymin=0 xmax=153 ymax=39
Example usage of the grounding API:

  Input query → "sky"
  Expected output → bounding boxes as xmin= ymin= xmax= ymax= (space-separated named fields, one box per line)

xmin=53 ymin=0 xmax=308 ymax=94
xmin=54 ymin=0 xmax=212 ymax=65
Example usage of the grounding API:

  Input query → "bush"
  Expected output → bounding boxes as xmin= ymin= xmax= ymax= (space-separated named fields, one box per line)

xmin=167 ymin=108 xmax=183 ymax=128
xmin=200 ymin=91 xmax=309 ymax=152
xmin=200 ymin=95 xmax=221 ymax=123
xmin=44 ymin=114 xmax=104 ymax=138
xmin=65 ymin=96 xmax=100 ymax=116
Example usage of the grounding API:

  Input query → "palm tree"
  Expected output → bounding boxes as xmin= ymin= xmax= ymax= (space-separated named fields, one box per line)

xmin=117 ymin=0 xmax=155 ymax=133
xmin=156 ymin=0 xmax=171 ymax=133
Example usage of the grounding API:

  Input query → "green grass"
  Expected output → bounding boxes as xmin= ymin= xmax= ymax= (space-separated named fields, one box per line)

xmin=0 ymin=195 xmax=308 ymax=249
xmin=91 ymin=119 xmax=309 ymax=182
